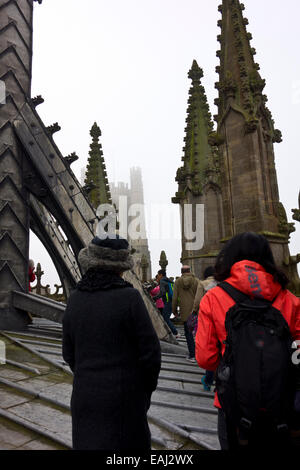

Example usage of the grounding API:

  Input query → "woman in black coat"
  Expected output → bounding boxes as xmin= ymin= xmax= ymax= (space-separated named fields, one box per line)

xmin=62 ymin=236 xmax=161 ymax=451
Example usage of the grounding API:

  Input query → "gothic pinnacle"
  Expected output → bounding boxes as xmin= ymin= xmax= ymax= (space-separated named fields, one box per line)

xmin=172 ymin=61 xmax=217 ymax=204
xmin=84 ymin=122 xmax=112 ymax=208
xmin=215 ymin=0 xmax=281 ymax=141
xmin=159 ymin=251 xmax=168 ymax=271
xmin=188 ymin=60 xmax=204 ymax=83
xmin=90 ymin=122 xmax=101 ymax=141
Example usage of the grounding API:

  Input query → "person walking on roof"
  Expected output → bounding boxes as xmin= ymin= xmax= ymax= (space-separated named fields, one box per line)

xmin=192 ymin=266 xmax=217 ymax=389
xmin=172 ymin=266 xmax=199 ymax=362
xmin=195 ymin=232 xmax=300 ymax=450
xmin=153 ymin=269 xmax=178 ymax=337
xmin=63 ymin=235 xmax=161 ymax=451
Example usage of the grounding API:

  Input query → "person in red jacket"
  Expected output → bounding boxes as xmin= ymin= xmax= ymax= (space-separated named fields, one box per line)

xmin=195 ymin=232 xmax=300 ymax=450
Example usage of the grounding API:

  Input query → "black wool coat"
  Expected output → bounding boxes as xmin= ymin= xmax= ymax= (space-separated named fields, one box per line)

xmin=62 ymin=276 xmax=161 ymax=451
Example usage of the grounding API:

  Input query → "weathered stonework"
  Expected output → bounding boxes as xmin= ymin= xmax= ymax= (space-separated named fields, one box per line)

xmin=0 ymin=0 xmax=35 ymax=329
xmin=173 ymin=0 xmax=300 ymax=293
xmin=172 ymin=61 xmax=224 ymax=278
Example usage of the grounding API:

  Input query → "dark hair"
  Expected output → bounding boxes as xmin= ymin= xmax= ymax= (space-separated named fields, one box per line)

xmin=203 ymin=266 xmax=215 ymax=280
xmin=158 ymin=269 xmax=166 ymax=277
xmin=214 ymin=232 xmax=289 ymax=288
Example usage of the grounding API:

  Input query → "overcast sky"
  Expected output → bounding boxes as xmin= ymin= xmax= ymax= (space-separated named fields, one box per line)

xmin=29 ymin=0 xmax=300 ymax=289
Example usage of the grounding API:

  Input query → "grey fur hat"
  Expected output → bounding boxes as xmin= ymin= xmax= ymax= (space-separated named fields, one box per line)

xmin=78 ymin=236 xmax=134 ymax=274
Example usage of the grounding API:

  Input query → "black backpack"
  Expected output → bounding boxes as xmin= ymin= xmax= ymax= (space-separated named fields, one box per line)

xmin=216 ymin=282 xmax=297 ymax=447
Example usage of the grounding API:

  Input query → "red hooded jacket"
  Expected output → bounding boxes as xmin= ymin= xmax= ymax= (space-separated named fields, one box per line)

xmin=28 ymin=266 xmax=36 ymax=292
xmin=195 ymin=260 xmax=300 ymax=408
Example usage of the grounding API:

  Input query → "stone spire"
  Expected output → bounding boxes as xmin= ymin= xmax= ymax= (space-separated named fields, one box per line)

xmin=173 ymin=60 xmax=217 ymax=203
xmin=214 ymin=0 xmax=299 ymax=294
xmin=84 ymin=123 xmax=112 ymax=209
xmin=172 ymin=61 xmax=224 ymax=279
xmin=214 ymin=0 xmax=281 ymax=142
xmin=213 ymin=0 xmax=286 ymax=237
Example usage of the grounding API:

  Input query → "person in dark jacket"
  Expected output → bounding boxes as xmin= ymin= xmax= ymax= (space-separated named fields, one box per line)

xmin=172 ymin=266 xmax=199 ymax=361
xmin=62 ymin=235 xmax=161 ymax=451
xmin=153 ymin=269 xmax=178 ymax=337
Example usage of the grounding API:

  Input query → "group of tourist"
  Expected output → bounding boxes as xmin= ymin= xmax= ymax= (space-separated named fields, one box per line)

xmin=148 ymin=263 xmax=217 ymax=394
xmin=62 ymin=232 xmax=300 ymax=451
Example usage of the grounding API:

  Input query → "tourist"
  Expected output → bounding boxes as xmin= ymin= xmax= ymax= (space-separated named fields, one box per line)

xmin=153 ymin=270 xmax=178 ymax=337
xmin=192 ymin=266 xmax=217 ymax=389
xmin=62 ymin=235 xmax=161 ymax=450
xmin=150 ymin=275 xmax=164 ymax=315
xmin=195 ymin=232 xmax=300 ymax=450
xmin=172 ymin=266 xmax=199 ymax=362
xmin=28 ymin=259 xmax=36 ymax=292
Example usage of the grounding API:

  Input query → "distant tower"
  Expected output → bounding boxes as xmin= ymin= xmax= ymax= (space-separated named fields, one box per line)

xmin=110 ymin=167 xmax=152 ymax=280
xmin=173 ymin=61 xmax=223 ymax=278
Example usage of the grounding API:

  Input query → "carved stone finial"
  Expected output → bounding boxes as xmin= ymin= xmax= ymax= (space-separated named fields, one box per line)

xmin=64 ymin=152 xmax=79 ymax=166
xmin=31 ymin=95 xmax=44 ymax=107
xmin=159 ymin=251 xmax=168 ymax=270
xmin=292 ymin=191 xmax=300 ymax=222
xmin=278 ymin=202 xmax=295 ymax=237
xmin=188 ymin=60 xmax=204 ymax=83
xmin=47 ymin=123 xmax=61 ymax=136
xmin=90 ymin=122 xmax=101 ymax=141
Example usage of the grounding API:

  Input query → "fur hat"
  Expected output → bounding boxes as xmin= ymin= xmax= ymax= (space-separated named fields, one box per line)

xmin=78 ymin=236 xmax=134 ymax=274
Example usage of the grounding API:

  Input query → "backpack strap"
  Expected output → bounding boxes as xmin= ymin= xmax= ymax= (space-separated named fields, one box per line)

xmin=218 ymin=281 xmax=250 ymax=304
xmin=219 ymin=281 xmax=281 ymax=306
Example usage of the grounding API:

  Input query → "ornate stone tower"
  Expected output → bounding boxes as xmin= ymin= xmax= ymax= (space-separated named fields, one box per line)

xmin=172 ymin=61 xmax=224 ymax=278
xmin=84 ymin=122 xmax=112 ymax=208
xmin=214 ymin=0 xmax=299 ymax=293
